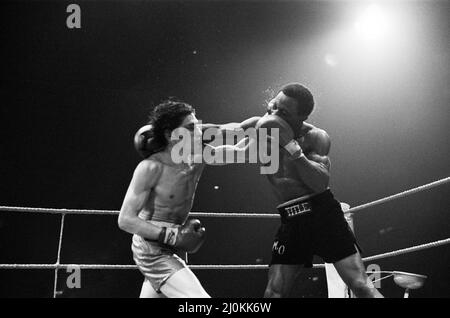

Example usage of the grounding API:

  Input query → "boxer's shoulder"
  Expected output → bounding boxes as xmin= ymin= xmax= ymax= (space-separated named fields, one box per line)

xmin=132 ymin=157 xmax=164 ymax=189
xmin=303 ymin=124 xmax=330 ymax=156
xmin=138 ymin=156 xmax=164 ymax=175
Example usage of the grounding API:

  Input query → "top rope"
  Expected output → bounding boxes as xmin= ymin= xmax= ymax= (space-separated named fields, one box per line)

xmin=346 ymin=176 xmax=450 ymax=214
xmin=0 ymin=176 xmax=448 ymax=217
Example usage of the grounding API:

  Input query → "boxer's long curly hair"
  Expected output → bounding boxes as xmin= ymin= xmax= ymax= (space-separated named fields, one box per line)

xmin=149 ymin=98 xmax=195 ymax=148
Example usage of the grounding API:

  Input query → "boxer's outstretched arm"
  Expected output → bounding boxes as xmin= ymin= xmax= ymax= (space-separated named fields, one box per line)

xmin=233 ymin=116 xmax=261 ymax=130
xmin=201 ymin=117 xmax=261 ymax=138
xmin=202 ymin=116 xmax=275 ymax=165
xmin=204 ymin=133 xmax=277 ymax=166
xmin=203 ymin=137 xmax=254 ymax=165
xmin=292 ymin=130 xmax=331 ymax=193
xmin=118 ymin=160 xmax=163 ymax=240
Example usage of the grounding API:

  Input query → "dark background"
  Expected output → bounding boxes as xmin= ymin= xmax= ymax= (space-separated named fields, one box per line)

xmin=0 ymin=0 xmax=449 ymax=298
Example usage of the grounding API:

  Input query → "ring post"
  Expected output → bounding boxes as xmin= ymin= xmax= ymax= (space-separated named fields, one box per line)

xmin=53 ymin=213 xmax=66 ymax=298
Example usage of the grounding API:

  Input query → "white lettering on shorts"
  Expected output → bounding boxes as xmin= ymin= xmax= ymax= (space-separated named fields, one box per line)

xmin=272 ymin=241 xmax=285 ymax=255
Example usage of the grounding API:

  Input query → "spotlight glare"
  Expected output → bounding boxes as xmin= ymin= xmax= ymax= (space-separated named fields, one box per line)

xmin=354 ymin=4 xmax=388 ymax=41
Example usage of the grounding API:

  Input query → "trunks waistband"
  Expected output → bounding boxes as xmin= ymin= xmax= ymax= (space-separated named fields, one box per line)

xmin=276 ymin=189 xmax=333 ymax=221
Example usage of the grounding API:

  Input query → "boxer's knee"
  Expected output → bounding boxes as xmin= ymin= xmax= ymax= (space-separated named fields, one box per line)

xmin=161 ymin=268 xmax=210 ymax=298
xmin=264 ymin=285 xmax=283 ymax=298
xmin=264 ymin=278 xmax=285 ymax=298
xmin=190 ymin=289 xmax=210 ymax=298
xmin=139 ymin=279 xmax=167 ymax=298
xmin=163 ymin=286 xmax=210 ymax=298
xmin=264 ymin=264 xmax=300 ymax=298
xmin=348 ymin=277 xmax=376 ymax=298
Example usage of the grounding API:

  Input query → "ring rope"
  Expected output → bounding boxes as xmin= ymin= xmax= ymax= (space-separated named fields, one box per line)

xmin=0 ymin=176 xmax=448 ymax=217
xmin=0 ymin=176 xmax=448 ymax=293
xmin=361 ymin=237 xmax=450 ymax=262
xmin=0 ymin=206 xmax=278 ymax=217
xmin=1 ymin=237 xmax=448 ymax=270
xmin=347 ymin=176 xmax=450 ymax=214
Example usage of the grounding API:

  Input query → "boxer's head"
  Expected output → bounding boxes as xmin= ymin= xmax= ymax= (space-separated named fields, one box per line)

xmin=267 ymin=83 xmax=314 ymax=135
xmin=150 ymin=98 xmax=200 ymax=149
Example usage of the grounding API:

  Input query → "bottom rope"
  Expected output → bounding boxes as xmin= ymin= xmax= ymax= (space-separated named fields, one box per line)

xmin=1 ymin=237 xmax=448 ymax=270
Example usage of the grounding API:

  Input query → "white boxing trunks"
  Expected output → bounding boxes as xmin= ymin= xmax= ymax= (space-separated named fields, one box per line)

xmin=131 ymin=220 xmax=187 ymax=293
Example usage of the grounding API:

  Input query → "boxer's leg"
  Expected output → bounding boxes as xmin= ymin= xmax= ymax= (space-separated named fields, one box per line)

xmin=264 ymin=264 xmax=302 ymax=298
xmin=160 ymin=267 xmax=210 ymax=298
xmin=139 ymin=278 xmax=166 ymax=298
xmin=333 ymin=250 xmax=383 ymax=298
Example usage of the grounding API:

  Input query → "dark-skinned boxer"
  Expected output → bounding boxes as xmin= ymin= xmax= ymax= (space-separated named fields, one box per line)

xmin=234 ymin=83 xmax=384 ymax=298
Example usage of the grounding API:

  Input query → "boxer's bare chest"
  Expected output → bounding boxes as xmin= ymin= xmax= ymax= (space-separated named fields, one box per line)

xmin=266 ymin=131 xmax=317 ymax=199
xmin=154 ymin=163 xmax=204 ymax=205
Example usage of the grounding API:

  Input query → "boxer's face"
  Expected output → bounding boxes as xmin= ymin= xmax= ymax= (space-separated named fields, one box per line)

xmin=268 ymin=92 xmax=308 ymax=135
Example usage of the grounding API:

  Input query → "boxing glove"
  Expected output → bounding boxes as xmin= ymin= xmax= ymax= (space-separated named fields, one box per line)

xmin=133 ymin=124 xmax=165 ymax=158
xmin=256 ymin=114 xmax=303 ymax=158
xmin=158 ymin=219 xmax=206 ymax=254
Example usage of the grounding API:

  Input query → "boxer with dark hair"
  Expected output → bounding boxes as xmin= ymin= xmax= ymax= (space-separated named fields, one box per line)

xmin=233 ymin=83 xmax=383 ymax=298
xmin=118 ymin=98 xmax=252 ymax=298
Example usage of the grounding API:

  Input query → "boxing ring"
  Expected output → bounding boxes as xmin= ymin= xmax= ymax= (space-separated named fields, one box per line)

xmin=1 ymin=176 xmax=449 ymax=298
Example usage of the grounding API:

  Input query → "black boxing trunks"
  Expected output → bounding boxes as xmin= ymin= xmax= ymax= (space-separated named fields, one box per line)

xmin=270 ymin=189 xmax=361 ymax=267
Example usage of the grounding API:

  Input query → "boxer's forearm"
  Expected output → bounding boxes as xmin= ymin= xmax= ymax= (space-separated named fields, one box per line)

xmin=239 ymin=116 xmax=261 ymax=130
xmin=118 ymin=212 xmax=162 ymax=240
xmin=293 ymin=156 xmax=330 ymax=193
xmin=204 ymin=143 xmax=247 ymax=165
xmin=201 ymin=123 xmax=242 ymax=138
xmin=217 ymin=117 xmax=260 ymax=131
xmin=200 ymin=123 xmax=221 ymax=130
xmin=201 ymin=123 xmax=239 ymax=146
xmin=205 ymin=137 xmax=253 ymax=165
xmin=202 ymin=117 xmax=260 ymax=134
xmin=201 ymin=117 xmax=260 ymax=148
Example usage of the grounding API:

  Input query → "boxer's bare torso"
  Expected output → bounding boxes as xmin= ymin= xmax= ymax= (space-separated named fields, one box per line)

xmin=264 ymin=122 xmax=331 ymax=203
xmin=140 ymin=151 xmax=204 ymax=225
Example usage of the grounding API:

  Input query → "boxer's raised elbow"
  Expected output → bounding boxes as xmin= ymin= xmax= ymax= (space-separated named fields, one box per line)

xmin=117 ymin=215 xmax=127 ymax=231
xmin=118 ymin=214 xmax=133 ymax=233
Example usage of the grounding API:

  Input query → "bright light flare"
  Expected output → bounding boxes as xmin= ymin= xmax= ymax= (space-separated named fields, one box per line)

xmin=354 ymin=4 xmax=389 ymax=42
